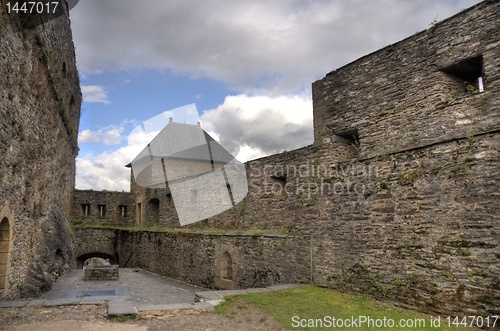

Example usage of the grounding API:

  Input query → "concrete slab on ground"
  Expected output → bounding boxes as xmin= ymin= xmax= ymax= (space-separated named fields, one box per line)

xmin=26 ymin=299 xmax=45 ymax=307
xmin=216 ymin=290 xmax=249 ymax=297
xmin=108 ymin=299 xmax=138 ymax=316
xmin=41 ymin=268 xmax=205 ymax=307
xmin=1 ymin=268 xmax=302 ymax=315
xmin=43 ymin=298 xmax=81 ymax=306
xmin=0 ymin=301 xmax=29 ymax=308
xmin=192 ymin=302 xmax=215 ymax=310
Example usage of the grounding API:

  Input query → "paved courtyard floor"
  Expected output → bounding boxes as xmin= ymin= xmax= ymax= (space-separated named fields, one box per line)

xmin=0 ymin=268 xmax=300 ymax=316
xmin=43 ymin=268 xmax=205 ymax=306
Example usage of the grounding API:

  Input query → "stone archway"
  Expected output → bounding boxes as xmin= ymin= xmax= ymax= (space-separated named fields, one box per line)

xmin=0 ymin=201 xmax=14 ymax=299
xmin=220 ymin=251 xmax=233 ymax=279
xmin=214 ymin=244 xmax=239 ymax=290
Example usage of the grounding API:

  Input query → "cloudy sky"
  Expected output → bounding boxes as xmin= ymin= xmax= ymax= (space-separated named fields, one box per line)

xmin=71 ymin=0 xmax=481 ymax=191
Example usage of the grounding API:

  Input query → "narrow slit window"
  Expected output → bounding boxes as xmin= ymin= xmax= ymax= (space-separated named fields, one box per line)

xmin=81 ymin=204 xmax=90 ymax=217
xmin=478 ymin=77 xmax=484 ymax=92
xmin=119 ymin=205 xmax=127 ymax=217
xmin=98 ymin=205 xmax=106 ymax=217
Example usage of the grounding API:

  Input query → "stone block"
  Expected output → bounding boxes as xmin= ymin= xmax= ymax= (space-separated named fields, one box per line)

xmin=108 ymin=299 xmax=137 ymax=316
xmin=214 ymin=277 xmax=237 ymax=290
xmin=84 ymin=265 xmax=119 ymax=281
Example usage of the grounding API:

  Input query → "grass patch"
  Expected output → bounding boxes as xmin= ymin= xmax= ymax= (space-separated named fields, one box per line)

xmin=216 ymin=286 xmax=479 ymax=330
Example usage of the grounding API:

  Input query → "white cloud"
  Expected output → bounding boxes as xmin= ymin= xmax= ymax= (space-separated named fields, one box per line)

xmin=81 ymin=85 xmax=110 ymax=104
xmin=71 ymin=0 xmax=481 ymax=94
xmin=78 ymin=125 xmax=123 ymax=146
xmin=76 ymin=95 xmax=312 ymax=190
xmin=76 ymin=105 xmax=202 ymax=190
xmin=201 ymin=94 xmax=313 ymax=162
xmin=78 ymin=129 xmax=100 ymax=143
xmin=76 ymin=127 xmax=154 ymax=191
xmin=76 ymin=146 xmax=138 ymax=191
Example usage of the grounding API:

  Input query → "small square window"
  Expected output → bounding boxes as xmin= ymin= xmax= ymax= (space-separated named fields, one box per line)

xmin=334 ymin=129 xmax=360 ymax=146
xmin=441 ymin=55 xmax=484 ymax=93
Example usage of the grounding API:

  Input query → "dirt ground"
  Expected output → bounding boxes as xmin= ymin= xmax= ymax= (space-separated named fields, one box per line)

xmin=0 ymin=303 xmax=287 ymax=331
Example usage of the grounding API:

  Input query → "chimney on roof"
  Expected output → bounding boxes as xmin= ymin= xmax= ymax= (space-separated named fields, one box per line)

xmin=197 ymin=121 xmax=201 ymax=128
xmin=169 ymin=118 xmax=173 ymax=124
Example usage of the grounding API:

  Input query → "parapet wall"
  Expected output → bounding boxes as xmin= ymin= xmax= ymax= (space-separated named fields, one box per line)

xmin=73 ymin=227 xmax=311 ymax=290
xmin=0 ymin=3 xmax=81 ymax=299
xmin=312 ymin=1 xmax=499 ymax=158
xmin=71 ymin=190 xmax=135 ymax=225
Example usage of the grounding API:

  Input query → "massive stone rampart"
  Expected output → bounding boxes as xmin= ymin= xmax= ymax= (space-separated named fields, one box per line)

xmin=0 ymin=3 xmax=81 ymax=299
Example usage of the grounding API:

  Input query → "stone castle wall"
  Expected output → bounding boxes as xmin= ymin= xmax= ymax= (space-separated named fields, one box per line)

xmin=130 ymin=168 xmax=179 ymax=227
xmin=312 ymin=1 xmax=499 ymax=157
xmin=71 ymin=190 xmax=135 ymax=225
xmin=200 ymin=2 xmax=499 ymax=314
xmin=73 ymin=227 xmax=311 ymax=290
xmin=0 ymin=3 xmax=81 ymax=299
xmin=71 ymin=0 xmax=499 ymax=316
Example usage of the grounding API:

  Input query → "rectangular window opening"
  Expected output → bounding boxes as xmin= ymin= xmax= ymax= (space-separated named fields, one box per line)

xmin=81 ymin=204 xmax=90 ymax=217
xmin=98 ymin=205 xmax=106 ymax=217
xmin=334 ymin=129 xmax=360 ymax=147
xmin=118 ymin=205 xmax=127 ymax=217
xmin=271 ymin=172 xmax=287 ymax=184
xmin=440 ymin=55 xmax=485 ymax=94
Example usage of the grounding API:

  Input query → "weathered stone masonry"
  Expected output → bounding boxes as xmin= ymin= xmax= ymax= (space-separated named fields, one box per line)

xmin=73 ymin=228 xmax=311 ymax=290
xmin=72 ymin=1 xmax=499 ymax=316
xmin=71 ymin=190 xmax=135 ymax=225
xmin=0 ymin=3 xmax=81 ymax=299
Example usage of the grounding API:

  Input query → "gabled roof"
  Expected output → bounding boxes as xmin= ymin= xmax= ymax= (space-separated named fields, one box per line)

xmin=127 ymin=120 xmax=236 ymax=178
